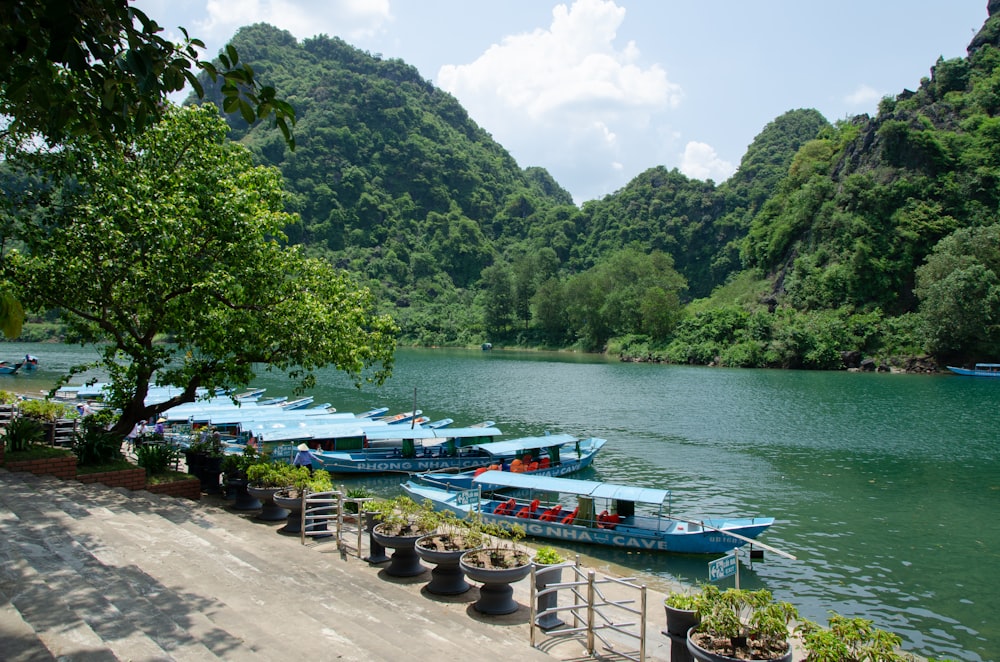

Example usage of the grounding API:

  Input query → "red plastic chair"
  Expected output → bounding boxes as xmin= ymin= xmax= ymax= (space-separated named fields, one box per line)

xmin=493 ymin=498 xmax=516 ymax=517
xmin=539 ymin=457 xmax=551 ymax=469
xmin=515 ymin=506 xmax=530 ymax=518
xmin=560 ymin=507 xmax=579 ymax=525
xmin=538 ymin=505 xmax=563 ymax=522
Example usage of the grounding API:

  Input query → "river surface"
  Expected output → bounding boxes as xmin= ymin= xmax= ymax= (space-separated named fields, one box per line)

xmin=5 ymin=343 xmax=998 ymax=661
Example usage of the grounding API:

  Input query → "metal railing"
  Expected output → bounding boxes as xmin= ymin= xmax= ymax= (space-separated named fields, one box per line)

xmin=530 ymin=559 xmax=647 ymax=661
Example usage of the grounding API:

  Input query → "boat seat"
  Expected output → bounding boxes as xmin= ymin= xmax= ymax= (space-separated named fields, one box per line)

xmin=539 ymin=458 xmax=551 ymax=469
xmin=538 ymin=505 xmax=563 ymax=522
xmin=527 ymin=461 xmax=539 ymax=472
xmin=515 ymin=506 xmax=531 ymax=518
xmin=528 ymin=498 xmax=541 ymax=516
xmin=493 ymin=498 xmax=516 ymax=517
xmin=597 ymin=510 xmax=621 ymax=529
xmin=474 ymin=467 xmax=489 ymax=476
xmin=560 ymin=507 xmax=579 ymax=525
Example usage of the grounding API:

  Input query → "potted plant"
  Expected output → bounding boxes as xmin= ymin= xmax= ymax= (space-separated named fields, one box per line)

xmin=186 ymin=429 xmax=225 ymax=493
xmin=370 ymin=496 xmax=441 ymax=577
xmin=272 ymin=465 xmax=320 ymax=535
xmin=459 ymin=519 xmax=533 ymax=615
xmin=222 ymin=446 xmax=261 ymax=510
xmin=532 ymin=546 xmax=568 ymax=629
xmin=796 ymin=612 xmax=913 ymax=662
xmin=246 ymin=460 xmax=297 ymax=521
xmin=414 ymin=511 xmax=485 ymax=595
xmin=663 ymin=589 xmax=702 ymax=638
xmin=687 ymin=586 xmax=797 ymax=662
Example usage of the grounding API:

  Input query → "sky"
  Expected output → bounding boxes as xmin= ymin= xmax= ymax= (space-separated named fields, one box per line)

xmin=136 ymin=0 xmax=990 ymax=204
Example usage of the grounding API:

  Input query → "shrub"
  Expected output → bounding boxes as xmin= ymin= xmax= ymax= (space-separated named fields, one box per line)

xmin=72 ymin=412 xmax=124 ymax=467
xmin=135 ymin=443 xmax=179 ymax=476
xmin=4 ymin=416 xmax=46 ymax=452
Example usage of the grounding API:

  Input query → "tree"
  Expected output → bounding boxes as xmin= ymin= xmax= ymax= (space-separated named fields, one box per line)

xmin=915 ymin=224 xmax=1000 ymax=357
xmin=0 ymin=1 xmax=295 ymax=147
xmin=1 ymin=106 xmax=396 ymax=435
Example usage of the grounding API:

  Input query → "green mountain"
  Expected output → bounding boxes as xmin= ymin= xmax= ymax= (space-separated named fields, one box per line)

xmin=199 ymin=7 xmax=1000 ymax=365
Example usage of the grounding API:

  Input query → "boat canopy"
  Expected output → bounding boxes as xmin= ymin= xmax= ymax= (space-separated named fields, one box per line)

xmin=471 ymin=470 xmax=671 ymax=505
xmin=466 ymin=434 xmax=577 ymax=455
xmin=363 ymin=426 xmax=502 ymax=442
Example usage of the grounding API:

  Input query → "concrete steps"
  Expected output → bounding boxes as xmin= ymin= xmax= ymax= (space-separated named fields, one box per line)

xmin=0 ymin=469 xmax=569 ymax=661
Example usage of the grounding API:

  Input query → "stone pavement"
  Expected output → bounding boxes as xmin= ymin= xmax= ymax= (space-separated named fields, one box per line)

xmin=0 ymin=468 xmax=688 ymax=661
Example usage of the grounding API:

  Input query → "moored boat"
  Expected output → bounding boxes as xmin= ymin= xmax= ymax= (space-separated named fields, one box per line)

xmin=414 ymin=436 xmax=606 ymax=489
xmin=947 ymin=363 xmax=1000 ymax=377
xmin=402 ymin=471 xmax=775 ymax=555
xmin=308 ymin=425 xmax=508 ymax=473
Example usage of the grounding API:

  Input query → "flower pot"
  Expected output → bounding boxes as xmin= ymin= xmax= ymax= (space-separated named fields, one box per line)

xmin=663 ymin=603 xmax=700 ymax=638
xmin=460 ymin=549 xmax=532 ymax=615
xmin=533 ymin=562 xmax=565 ymax=629
xmin=372 ymin=524 xmax=426 ymax=577
xmin=273 ymin=491 xmax=304 ymax=535
xmin=227 ymin=477 xmax=262 ymax=511
xmin=415 ymin=533 xmax=478 ymax=595
xmin=686 ymin=628 xmax=793 ymax=662
xmin=199 ymin=455 xmax=223 ymax=494
xmin=246 ymin=485 xmax=289 ymax=522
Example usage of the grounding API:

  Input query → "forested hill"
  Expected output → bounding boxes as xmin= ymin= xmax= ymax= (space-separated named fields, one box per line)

xmin=199 ymin=7 xmax=1000 ymax=366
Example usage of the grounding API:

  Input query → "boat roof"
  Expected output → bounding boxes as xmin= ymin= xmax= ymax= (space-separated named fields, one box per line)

xmin=466 ymin=434 xmax=577 ymax=454
xmin=363 ymin=426 xmax=502 ymax=442
xmin=471 ymin=470 xmax=670 ymax=504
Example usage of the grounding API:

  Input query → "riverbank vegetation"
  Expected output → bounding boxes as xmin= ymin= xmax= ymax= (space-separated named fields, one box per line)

xmin=183 ymin=15 xmax=1000 ymax=369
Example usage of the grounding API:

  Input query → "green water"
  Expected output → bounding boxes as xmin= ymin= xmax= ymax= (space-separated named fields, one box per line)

xmin=7 ymin=344 xmax=998 ymax=661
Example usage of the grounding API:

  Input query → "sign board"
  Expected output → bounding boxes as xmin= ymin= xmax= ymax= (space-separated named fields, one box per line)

xmin=708 ymin=554 xmax=738 ymax=581
xmin=455 ymin=489 xmax=480 ymax=506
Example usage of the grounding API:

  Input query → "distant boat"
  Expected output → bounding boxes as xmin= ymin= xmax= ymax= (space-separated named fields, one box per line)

xmin=0 ymin=361 xmax=24 ymax=375
xmin=947 ymin=363 xmax=1000 ymax=377
xmin=23 ymin=355 xmax=39 ymax=371
xmin=481 ymin=343 xmax=492 ymax=351
xmin=403 ymin=471 xmax=775 ymax=555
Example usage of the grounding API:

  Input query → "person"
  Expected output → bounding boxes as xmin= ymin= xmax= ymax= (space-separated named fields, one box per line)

xmin=292 ymin=443 xmax=314 ymax=472
xmin=154 ymin=417 xmax=165 ymax=435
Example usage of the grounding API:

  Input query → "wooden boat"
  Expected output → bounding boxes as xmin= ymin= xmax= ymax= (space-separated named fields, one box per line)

xmin=402 ymin=471 xmax=775 ymax=555
xmin=279 ymin=396 xmax=315 ymax=410
xmin=0 ymin=361 xmax=24 ymax=375
xmin=413 ymin=436 xmax=606 ymax=489
xmin=308 ymin=426 xmax=507 ymax=472
xmin=311 ymin=433 xmax=598 ymax=475
xmin=947 ymin=363 xmax=1000 ymax=377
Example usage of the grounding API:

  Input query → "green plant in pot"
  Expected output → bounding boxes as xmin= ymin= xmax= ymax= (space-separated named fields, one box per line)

xmin=796 ymin=612 xmax=914 ymax=662
xmin=532 ymin=546 xmax=568 ymax=629
xmin=459 ymin=518 xmax=532 ymax=615
xmin=370 ymin=496 xmax=443 ymax=577
xmin=414 ymin=510 xmax=486 ymax=595
xmin=687 ymin=586 xmax=797 ymax=662
xmin=663 ymin=588 xmax=702 ymax=638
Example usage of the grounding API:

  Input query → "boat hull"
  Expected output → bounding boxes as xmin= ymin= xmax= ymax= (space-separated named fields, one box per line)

xmin=401 ymin=481 xmax=773 ymax=555
xmin=947 ymin=365 xmax=1000 ymax=377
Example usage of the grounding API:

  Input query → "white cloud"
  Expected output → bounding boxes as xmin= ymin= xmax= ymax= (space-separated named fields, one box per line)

xmin=679 ymin=142 xmax=734 ymax=183
xmin=844 ymin=84 xmax=881 ymax=107
xmin=436 ymin=0 xmax=682 ymax=203
xmin=156 ymin=0 xmax=393 ymax=55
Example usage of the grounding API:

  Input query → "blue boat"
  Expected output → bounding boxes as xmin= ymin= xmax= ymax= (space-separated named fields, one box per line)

xmin=413 ymin=436 xmax=606 ymax=489
xmin=947 ymin=363 xmax=1000 ymax=377
xmin=401 ymin=471 xmax=775 ymax=555
xmin=308 ymin=426 xmax=508 ymax=473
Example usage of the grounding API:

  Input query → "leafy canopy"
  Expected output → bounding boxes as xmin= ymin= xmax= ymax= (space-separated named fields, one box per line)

xmin=2 ymin=105 xmax=396 ymax=434
xmin=0 ymin=0 xmax=295 ymax=147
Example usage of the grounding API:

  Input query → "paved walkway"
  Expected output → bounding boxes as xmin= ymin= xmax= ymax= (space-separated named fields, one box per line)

xmin=0 ymin=468 xmax=687 ymax=661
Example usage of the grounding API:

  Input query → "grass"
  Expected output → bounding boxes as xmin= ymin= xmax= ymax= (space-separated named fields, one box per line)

xmin=4 ymin=445 xmax=74 ymax=461
xmin=146 ymin=470 xmax=194 ymax=486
